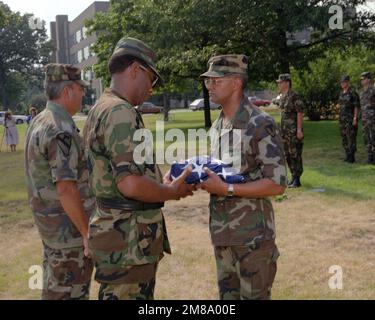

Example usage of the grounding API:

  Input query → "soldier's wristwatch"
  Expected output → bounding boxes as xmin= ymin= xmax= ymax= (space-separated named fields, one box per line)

xmin=227 ymin=184 xmax=235 ymax=197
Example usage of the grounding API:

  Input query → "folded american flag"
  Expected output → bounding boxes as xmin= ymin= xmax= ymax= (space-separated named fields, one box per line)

xmin=170 ymin=156 xmax=246 ymax=184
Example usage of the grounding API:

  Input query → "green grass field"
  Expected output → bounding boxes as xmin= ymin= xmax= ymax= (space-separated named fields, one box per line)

xmin=0 ymin=109 xmax=374 ymax=299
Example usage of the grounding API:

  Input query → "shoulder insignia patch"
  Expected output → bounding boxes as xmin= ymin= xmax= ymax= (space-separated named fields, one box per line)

xmin=56 ymin=133 xmax=72 ymax=157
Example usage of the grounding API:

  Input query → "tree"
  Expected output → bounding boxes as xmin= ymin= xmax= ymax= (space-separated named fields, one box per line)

xmin=293 ymin=46 xmax=375 ymax=120
xmin=29 ymin=94 xmax=47 ymax=111
xmin=0 ymin=2 xmax=52 ymax=110
xmin=3 ymin=72 xmax=27 ymax=110
xmin=0 ymin=5 xmax=6 ymax=26
xmin=87 ymin=1 xmax=375 ymax=126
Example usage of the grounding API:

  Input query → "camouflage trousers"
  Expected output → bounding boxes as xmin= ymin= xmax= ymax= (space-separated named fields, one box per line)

xmin=214 ymin=241 xmax=279 ymax=300
xmin=362 ymin=109 xmax=375 ymax=156
xmin=282 ymin=135 xmax=304 ymax=178
xmin=96 ymin=263 xmax=159 ymax=300
xmin=339 ymin=113 xmax=358 ymax=155
xmin=42 ymin=243 xmax=94 ymax=300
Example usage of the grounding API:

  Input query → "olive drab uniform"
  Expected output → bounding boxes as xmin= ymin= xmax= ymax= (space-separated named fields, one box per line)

xmin=359 ymin=85 xmax=375 ymax=163
xmin=83 ymin=89 xmax=171 ymax=300
xmin=25 ymin=99 xmax=94 ymax=300
xmin=279 ymin=90 xmax=304 ymax=181
xmin=338 ymin=87 xmax=360 ymax=161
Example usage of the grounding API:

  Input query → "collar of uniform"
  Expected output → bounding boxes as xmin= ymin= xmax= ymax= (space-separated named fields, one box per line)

xmin=282 ymin=89 xmax=292 ymax=98
xmin=215 ymin=96 xmax=252 ymax=130
xmin=231 ymin=96 xmax=253 ymax=129
xmin=107 ymin=88 xmax=133 ymax=106
xmin=46 ymin=101 xmax=74 ymax=125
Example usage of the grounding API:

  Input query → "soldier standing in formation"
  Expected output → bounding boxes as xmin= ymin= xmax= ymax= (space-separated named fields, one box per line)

xmin=199 ymin=54 xmax=287 ymax=300
xmin=276 ymin=74 xmax=305 ymax=188
xmin=359 ymin=72 xmax=375 ymax=165
xmin=338 ymin=75 xmax=360 ymax=163
xmin=83 ymin=37 xmax=194 ymax=300
xmin=24 ymin=64 xmax=94 ymax=300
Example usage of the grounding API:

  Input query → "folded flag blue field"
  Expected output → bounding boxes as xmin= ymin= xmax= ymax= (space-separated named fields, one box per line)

xmin=170 ymin=156 xmax=246 ymax=184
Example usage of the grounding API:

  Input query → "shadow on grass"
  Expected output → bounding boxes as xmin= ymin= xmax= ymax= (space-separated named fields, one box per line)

xmin=302 ymin=183 xmax=374 ymax=201
xmin=301 ymin=161 xmax=375 ymax=200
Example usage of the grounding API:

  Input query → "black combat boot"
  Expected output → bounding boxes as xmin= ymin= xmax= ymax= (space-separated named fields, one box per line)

xmin=288 ymin=177 xmax=296 ymax=187
xmin=347 ymin=153 xmax=355 ymax=163
xmin=288 ymin=177 xmax=301 ymax=188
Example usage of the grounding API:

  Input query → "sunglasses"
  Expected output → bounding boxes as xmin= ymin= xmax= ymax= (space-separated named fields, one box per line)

xmin=139 ymin=64 xmax=159 ymax=88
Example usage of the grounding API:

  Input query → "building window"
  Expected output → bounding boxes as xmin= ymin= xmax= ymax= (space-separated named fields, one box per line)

xmin=76 ymin=29 xmax=82 ymax=43
xmin=77 ymin=50 xmax=83 ymax=63
xmin=90 ymin=44 xmax=96 ymax=57
xmin=85 ymin=70 xmax=92 ymax=81
xmin=82 ymin=26 xmax=88 ymax=39
xmin=84 ymin=46 xmax=90 ymax=60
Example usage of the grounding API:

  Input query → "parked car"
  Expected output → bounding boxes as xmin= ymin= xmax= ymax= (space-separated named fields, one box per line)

xmin=0 ymin=111 xmax=28 ymax=125
xmin=135 ymin=102 xmax=163 ymax=114
xmin=189 ymin=99 xmax=221 ymax=111
xmin=248 ymin=96 xmax=271 ymax=107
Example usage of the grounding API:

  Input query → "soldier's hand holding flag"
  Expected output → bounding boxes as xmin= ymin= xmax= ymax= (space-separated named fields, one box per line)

xmin=167 ymin=156 xmax=246 ymax=197
xmin=165 ymin=165 xmax=196 ymax=200
xmin=198 ymin=167 xmax=229 ymax=197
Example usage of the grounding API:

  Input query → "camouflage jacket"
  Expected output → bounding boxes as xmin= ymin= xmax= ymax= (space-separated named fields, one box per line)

xmin=360 ymin=86 xmax=375 ymax=111
xmin=279 ymin=90 xmax=304 ymax=136
xmin=24 ymin=101 xmax=94 ymax=249
xmin=83 ymin=89 xmax=170 ymax=278
xmin=209 ymin=96 xmax=287 ymax=247
xmin=338 ymin=87 xmax=360 ymax=117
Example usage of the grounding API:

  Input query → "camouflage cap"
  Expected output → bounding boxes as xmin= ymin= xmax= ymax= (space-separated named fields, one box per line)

xmin=276 ymin=74 xmax=291 ymax=82
xmin=200 ymin=54 xmax=249 ymax=78
xmin=110 ymin=37 xmax=162 ymax=86
xmin=361 ymin=71 xmax=372 ymax=80
xmin=45 ymin=63 xmax=89 ymax=87
xmin=341 ymin=75 xmax=350 ymax=82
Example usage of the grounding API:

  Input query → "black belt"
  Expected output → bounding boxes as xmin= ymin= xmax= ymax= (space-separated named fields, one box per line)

xmin=97 ymin=197 xmax=164 ymax=211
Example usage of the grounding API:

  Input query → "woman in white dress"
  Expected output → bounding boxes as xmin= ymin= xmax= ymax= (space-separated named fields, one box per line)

xmin=4 ymin=111 xmax=19 ymax=152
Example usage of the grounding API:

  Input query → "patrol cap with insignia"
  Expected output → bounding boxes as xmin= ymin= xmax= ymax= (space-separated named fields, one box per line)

xmin=341 ymin=75 xmax=350 ymax=82
xmin=200 ymin=54 xmax=249 ymax=78
xmin=110 ymin=37 xmax=162 ymax=86
xmin=360 ymin=71 xmax=372 ymax=80
xmin=45 ymin=63 xmax=89 ymax=87
xmin=276 ymin=74 xmax=292 ymax=82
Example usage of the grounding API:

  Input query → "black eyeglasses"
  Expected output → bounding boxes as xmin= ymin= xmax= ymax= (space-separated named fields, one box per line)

xmin=204 ymin=77 xmax=233 ymax=87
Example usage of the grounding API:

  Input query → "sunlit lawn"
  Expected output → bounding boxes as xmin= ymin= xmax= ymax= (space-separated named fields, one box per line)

xmin=1 ymin=108 xmax=374 ymax=299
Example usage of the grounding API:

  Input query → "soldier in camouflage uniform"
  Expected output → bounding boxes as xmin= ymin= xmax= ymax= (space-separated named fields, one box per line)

xmin=276 ymin=74 xmax=304 ymax=188
xmin=199 ymin=55 xmax=287 ymax=300
xmin=338 ymin=75 xmax=360 ymax=163
xmin=24 ymin=64 xmax=94 ymax=300
xmin=82 ymin=37 xmax=194 ymax=300
xmin=359 ymin=72 xmax=375 ymax=164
